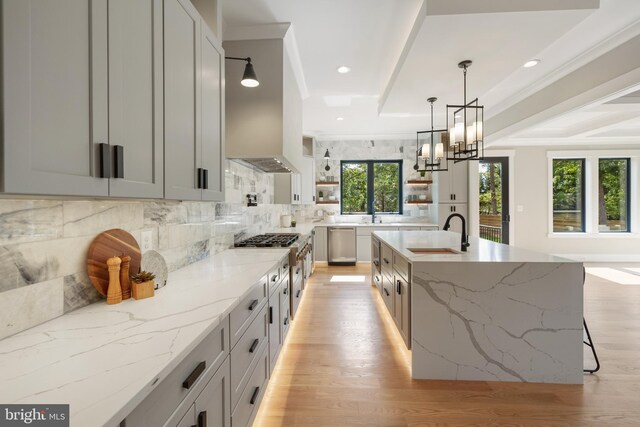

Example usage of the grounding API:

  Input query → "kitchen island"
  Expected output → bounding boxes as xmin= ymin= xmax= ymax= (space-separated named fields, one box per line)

xmin=373 ymin=230 xmax=583 ymax=384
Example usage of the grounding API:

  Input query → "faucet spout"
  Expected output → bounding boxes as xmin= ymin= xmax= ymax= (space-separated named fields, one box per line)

xmin=442 ymin=213 xmax=470 ymax=252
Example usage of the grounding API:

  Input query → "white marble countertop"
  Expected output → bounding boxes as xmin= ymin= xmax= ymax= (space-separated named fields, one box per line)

xmin=0 ymin=248 xmax=289 ymax=427
xmin=308 ymin=221 xmax=438 ymax=228
xmin=374 ymin=230 xmax=573 ymax=263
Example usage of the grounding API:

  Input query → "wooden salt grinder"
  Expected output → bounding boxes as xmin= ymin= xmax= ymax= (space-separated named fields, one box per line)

xmin=106 ymin=256 xmax=123 ymax=305
xmin=119 ymin=255 xmax=132 ymax=300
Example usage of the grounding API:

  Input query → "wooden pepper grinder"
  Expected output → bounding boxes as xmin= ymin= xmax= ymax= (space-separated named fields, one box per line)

xmin=106 ymin=256 xmax=122 ymax=305
xmin=119 ymin=255 xmax=132 ymax=300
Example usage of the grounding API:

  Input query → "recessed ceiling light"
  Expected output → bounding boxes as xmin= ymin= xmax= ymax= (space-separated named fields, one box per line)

xmin=524 ymin=59 xmax=540 ymax=68
xmin=336 ymin=117 xmax=344 ymax=121
xmin=337 ymin=66 xmax=351 ymax=74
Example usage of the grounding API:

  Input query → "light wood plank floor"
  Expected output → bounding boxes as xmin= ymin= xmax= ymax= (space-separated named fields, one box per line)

xmin=254 ymin=263 xmax=640 ymax=426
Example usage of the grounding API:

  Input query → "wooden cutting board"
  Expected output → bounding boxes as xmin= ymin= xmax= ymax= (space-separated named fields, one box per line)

xmin=87 ymin=229 xmax=141 ymax=297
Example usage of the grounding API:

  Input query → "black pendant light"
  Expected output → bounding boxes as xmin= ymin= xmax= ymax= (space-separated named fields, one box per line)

xmin=415 ymin=97 xmax=448 ymax=173
xmin=324 ymin=149 xmax=331 ymax=171
xmin=446 ymin=60 xmax=484 ymax=162
xmin=225 ymin=56 xmax=259 ymax=87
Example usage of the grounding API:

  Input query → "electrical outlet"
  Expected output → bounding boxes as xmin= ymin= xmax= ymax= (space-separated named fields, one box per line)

xmin=141 ymin=230 xmax=153 ymax=252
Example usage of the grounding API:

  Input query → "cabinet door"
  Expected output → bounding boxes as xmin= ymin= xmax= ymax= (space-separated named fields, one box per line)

xmin=1 ymin=0 xmax=109 ymax=196
xmin=195 ymin=358 xmax=231 ymax=427
xmin=108 ymin=0 xmax=164 ymax=198
xmin=438 ymin=203 xmax=468 ymax=234
xmin=356 ymin=235 xmax=371 ymax=262
xmin=393 ymin=275 xmax=402 ymax=329
xmin=401 ymin=279 xmax=410 ymax=348
xmin=300 ymin=156 xmax=315 ymax=203
xmin=434 ymin=168 xmax=451 ymax=203
xmin=450 ymin=160 xmax=468 ymax=203
xmin=200 ymin=23 xmax=225 ymax=201
xmin=313 ymin=228 xmax=327 ymax=262
xmin=268 ymin=298 xmax=281 ymax=375
xmin=164 ymin=0 xmax=202 ymax=200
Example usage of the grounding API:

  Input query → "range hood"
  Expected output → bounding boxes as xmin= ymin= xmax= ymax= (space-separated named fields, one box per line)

xmin=224 ymin=25 xmax=303 ymax=174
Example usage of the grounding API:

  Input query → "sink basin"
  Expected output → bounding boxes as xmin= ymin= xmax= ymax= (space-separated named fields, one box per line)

xmin=408 ymin=247 xmax=460 ymax=255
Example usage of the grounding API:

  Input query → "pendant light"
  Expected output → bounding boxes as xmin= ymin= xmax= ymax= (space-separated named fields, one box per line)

xmin=225 ymin=56 xmax=259 ymax=87
xmin=415 ymin=97 xmax=448 ymax=173
xmin=324 ymin=149 xmax=331 ymax=171
xmin=446 ymin=60 xmax=484 ymax=162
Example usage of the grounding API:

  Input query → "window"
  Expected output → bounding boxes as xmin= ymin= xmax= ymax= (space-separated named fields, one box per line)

xmin=341 ymin=160 xmax=402 ymax=215
xmin=599 ymin=158 xmax=630 ymax=232
xmin=552 ymin=159 xmax=585 ymax=232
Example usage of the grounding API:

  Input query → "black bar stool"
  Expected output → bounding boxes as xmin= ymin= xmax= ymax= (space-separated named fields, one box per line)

xmin=583 ymin=267 xmax=600 ymax=374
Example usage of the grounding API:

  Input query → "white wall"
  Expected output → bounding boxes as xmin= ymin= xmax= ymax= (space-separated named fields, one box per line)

xmin=486 ymin=145 xmax=640 ymax=261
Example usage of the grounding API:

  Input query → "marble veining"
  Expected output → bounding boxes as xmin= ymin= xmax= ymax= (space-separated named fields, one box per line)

xmin=0 ymin=248 xmax=289 ymax=427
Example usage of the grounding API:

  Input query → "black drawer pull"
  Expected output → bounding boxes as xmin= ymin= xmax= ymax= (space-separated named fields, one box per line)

xmin=296 ymin=290 xmax=301 ymax=298
xmin=296 ymin=268 xmax=301 ymax=275
xmin=383 ymin=258 xmax=390 ymax=264
xmin=283 ymin=264 xmax=289 ymax=270
xmin=284 ymin=317 xmax=289 ymax=326
xmin=182 ymin=361 xmax=206 ymax=389
xmin=250 ymin=386 xmax=260 ymax=405
xmin=113 ymin=145 xmax=124 ymax=179
xmin=384 ymin=288 xmax=390 ymax=296
xmin=397 ymin=280 xmax=401 ymax=295
xmin=249 ymin=338 xmax=259 ymax=353
xmin=197 ymin=167 xmax=203 ymax=189
xmin=283 ymin=287 xmax=288 ymax=295
xmin=271 ymin=274 xmax=278 ymax=282
xmin=375 ymin=275 xmax=380 ymax=282
xmin=248 ymin=299 xmax=259 ymax=311
xmin=197 ymin=410 xmax=207 ymax=427
xmin=373 ymin=260 xmax=379 ymax=266
xmin=98 ymin=143 xmax=110 ymax=178
xmin=269 ymin=306 xmax=273 ymax=324
xmin=202 ymin=168 xmax=208 ymax=190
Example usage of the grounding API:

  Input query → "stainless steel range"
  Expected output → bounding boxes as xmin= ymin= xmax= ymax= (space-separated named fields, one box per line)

xmin=234 ymin=233 xmax=313 ymax=320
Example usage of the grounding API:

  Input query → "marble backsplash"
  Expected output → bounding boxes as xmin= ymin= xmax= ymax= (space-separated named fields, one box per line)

xmin=314 ymin=139 xmax=436 ymax=222
xmin=0 ymin=160 xmax=311 ymax=339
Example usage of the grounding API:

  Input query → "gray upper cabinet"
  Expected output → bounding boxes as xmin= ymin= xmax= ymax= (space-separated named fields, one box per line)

xmin=164 ymin=0 xmax=225 ymax=201
xmin=1 ymin=0 xmax=109 ymax=196
xmin=200 ymin=23 xmax=225 ymax=201
xmin=108 ymin=0 xmax=164 ymax=198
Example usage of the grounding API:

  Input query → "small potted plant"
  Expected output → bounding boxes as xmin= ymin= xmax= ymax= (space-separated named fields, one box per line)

xmin=130 ymin=271 xmax=156 ymax=300
xmin=318 ymin=190 xmax=324 ymax=201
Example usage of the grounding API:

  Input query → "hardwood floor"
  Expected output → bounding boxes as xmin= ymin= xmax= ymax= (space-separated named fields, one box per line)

xmin=253 ymin=263 xmax=640 ymax=426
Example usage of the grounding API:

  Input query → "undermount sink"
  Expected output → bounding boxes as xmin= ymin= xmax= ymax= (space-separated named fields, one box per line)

xmin=408 ymin=247 xmax=460 ymax=255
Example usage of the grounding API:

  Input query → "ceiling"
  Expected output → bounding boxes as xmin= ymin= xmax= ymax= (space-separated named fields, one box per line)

xmin=222 ymin=0 xmax=640 ymax=145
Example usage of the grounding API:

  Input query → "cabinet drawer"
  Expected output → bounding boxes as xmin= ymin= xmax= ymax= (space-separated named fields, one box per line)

xmin=268 ymin=298 xmax=281 ymax=375
xmin=381 ymin=243 xmax=393 ymax=280
xmin=279 ymin=275 xmax=290 ymax=307
xmin=292 ymin=261 xmax=303 ymax=283
xmin=280 ymin=256 xmax=290 ymax=281
xmin=230 ymin=279 xmax=268 ymax=348
xmin=291 ymin=275 xmax=303 ymax=320
xmin=231 ymin=347 xmax=269 ymax=427
xmin=268 ymin=266 xmax=280 ymax=297
xmin=381 ymin=275 xmax=394 ymax=315
xmin=393 ymin=253 xmax=410 ymax=283
xmin=372 ymin=271 xmax=383 ymax=294
xmin=230 ymin=304 xmax=268 ymax=411
xmin=281 ymin=297 xmax=291 ymax=343
xmin=125 ymin=320 xmax=229 ymax=427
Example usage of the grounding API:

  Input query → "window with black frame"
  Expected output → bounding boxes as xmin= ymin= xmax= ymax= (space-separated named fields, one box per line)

xmin=340 ymin=160 xmax=402 ymax=215
xmin=552 ymin=159 xmax=585 ymax=232
xmin=598 ymin=158 xmax=631 ymax=232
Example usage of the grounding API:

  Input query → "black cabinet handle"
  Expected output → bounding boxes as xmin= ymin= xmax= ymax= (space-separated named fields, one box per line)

xmin=375 ymin=275 xmax=380 ymax=282
xmin=98 ymin=143 xmax=110 ymax=178
xmin=249 ymin=338 xmax=259 ymax=353
xmin=250 ymin=386 xmax=260 ymax=404
xmin=296 ymin=268 xmax=301 ymax=275
xmin=271 ymin=275 xmax=278 ymax=282
xmin=113 ymin=145 xmax=124 ymax=179
xmin=269 ymin=306 xmax=273 ymax=324
xmin=203 ymin=168 xmax=208 ymax=190
xmin=397 ymin=280 xmax=401 ymax=295
xmin=383 ymin=258 xmax=390 ymax=264
xmin=197 ymin=168 xmax=203 ymax=189
xmin=283 ymin=264 xmax=289 ymax=271
xmin=373 ymin=260 xmax=379 ymax=266
xmin=284 ymin=317 xmax=289 ymax=326
xmin=283 ymin=287 xmax=288 ymax=295
xmin=182 ymin=361 xmax=206 ymax=389
xmin=384 ymin=288 xmax=390 ymax=296
xmin=248 ymin=299 xmax=258 ymax=311
xmin=197 ymin=410 xmax=207 ymax=427
xmin=296 ymin=290 xmax=301 ymax=298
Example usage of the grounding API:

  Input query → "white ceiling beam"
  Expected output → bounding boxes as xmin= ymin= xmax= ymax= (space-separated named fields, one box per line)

xmin=485 ymin=34 xmax=640 ymax=143
xmin=564 ymin=112 xmax=640 ymax=138
xmin=424 ymin=0 xmax=599 ymax=16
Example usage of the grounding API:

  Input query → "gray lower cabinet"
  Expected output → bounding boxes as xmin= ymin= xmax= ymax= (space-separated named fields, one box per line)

xmin=393 ymin=273 xmax=410 ymax=348
xmin=313 ymin=227 xmax=328 ymax=262
xmin=175 ymin=404 xmax=195 ymax=427
xmin=164 ymin=0 xmax=224 ymax=201
xmin=1 ymin=0 xmax=164 ymax=198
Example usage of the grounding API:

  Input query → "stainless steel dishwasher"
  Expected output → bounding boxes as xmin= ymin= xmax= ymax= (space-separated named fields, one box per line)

xmin=328 ymin=227 xmax=356 ymax=266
